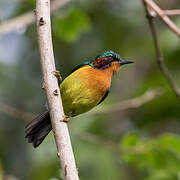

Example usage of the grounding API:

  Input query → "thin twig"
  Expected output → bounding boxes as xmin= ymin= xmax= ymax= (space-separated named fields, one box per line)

xmin=0 ymin=102 xmax=35 ymax=121
xmin=72 ymin=129 xmax=119 ymax=152
xmin=88 ymin=88 xmax=163 ymax=115
xmin=142 ymin=1 xmax=180 ymax=100
xmin=0 ymin=0 xmax=70 ymax=35
xmin=73 ymin=129 xmax=148 ymax=155
xmin=144 ymin=0 xmax=180 ymax=38
xmin=0 ymin=89 xmax=163 ymax=121
xmin=164 ymin=10 xmax=180 ymax=16
xmin=36 ymin=0 xmax=79 ymax=179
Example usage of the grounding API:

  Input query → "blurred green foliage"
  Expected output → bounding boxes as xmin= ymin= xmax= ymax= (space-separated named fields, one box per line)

xmin=0 ymin=0 xmax=180 ymax=179
xmin=53 ymin=8 xmax=91 ymax=42
xmin=121 ymin=133 xmax=180 ymax=180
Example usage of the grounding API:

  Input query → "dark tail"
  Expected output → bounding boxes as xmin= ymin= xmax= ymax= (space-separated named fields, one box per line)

xmin=25 ymin=111 xmax=52 ymax=148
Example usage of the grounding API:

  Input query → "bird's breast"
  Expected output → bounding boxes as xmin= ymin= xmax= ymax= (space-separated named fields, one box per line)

xmin=60 ymin=66 xmax=112 ymax=116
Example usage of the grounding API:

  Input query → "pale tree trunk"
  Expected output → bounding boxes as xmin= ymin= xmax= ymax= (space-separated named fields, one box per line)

xmin=36 ymin=0 xmax=79 ymax=179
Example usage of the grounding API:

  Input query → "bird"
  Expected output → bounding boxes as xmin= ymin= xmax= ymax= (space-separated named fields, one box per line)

xmin=25 ymin=50 xmax=133 ymax=148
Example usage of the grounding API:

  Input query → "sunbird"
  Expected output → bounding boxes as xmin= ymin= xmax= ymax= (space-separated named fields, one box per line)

xmin=25 ymin=50 xmax=133 ymax=147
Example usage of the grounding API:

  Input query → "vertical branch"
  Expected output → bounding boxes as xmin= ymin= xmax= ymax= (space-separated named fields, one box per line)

xmin=144 ymin=0 xmax=180 ymax=38
xmin=142 ymin=0 xmax=180 ymax=100
xmin=36 ymin=0 xmax=79 ymax=179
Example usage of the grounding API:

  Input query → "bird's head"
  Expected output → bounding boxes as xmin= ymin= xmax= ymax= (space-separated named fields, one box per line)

xmin=90 ymin=51 xmax=133 ymax=74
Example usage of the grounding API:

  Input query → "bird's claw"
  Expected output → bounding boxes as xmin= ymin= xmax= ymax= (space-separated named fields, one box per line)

xmin=61 ymin=115 xmax=70 ymax=123
xmin=52 ymin=70 xmax=62 ymax=84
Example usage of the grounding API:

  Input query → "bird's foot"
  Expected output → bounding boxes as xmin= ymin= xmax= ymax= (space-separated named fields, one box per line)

xmin=52 ymin=70 xmax=62 ymax=85
xmin=62 ymin=115 xmax=70 ymax=123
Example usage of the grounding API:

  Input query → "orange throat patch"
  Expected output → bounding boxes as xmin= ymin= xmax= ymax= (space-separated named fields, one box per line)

xmin=103 ymin=61 xmax=121 ymax=76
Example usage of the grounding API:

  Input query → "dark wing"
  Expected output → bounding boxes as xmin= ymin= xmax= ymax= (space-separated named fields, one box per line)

xmin=68 ymin=61 xmax=90 ymax=75
xmin=97 ymin=88 xmax=110 ymax=105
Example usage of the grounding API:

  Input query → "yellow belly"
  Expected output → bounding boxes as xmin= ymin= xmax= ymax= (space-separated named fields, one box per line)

xmin=60 ymin=65 xmax=111 ymax=116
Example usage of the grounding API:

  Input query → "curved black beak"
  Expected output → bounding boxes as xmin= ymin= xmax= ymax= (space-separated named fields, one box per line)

xmin=119 ymin=59 xmax=134 ymax=65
